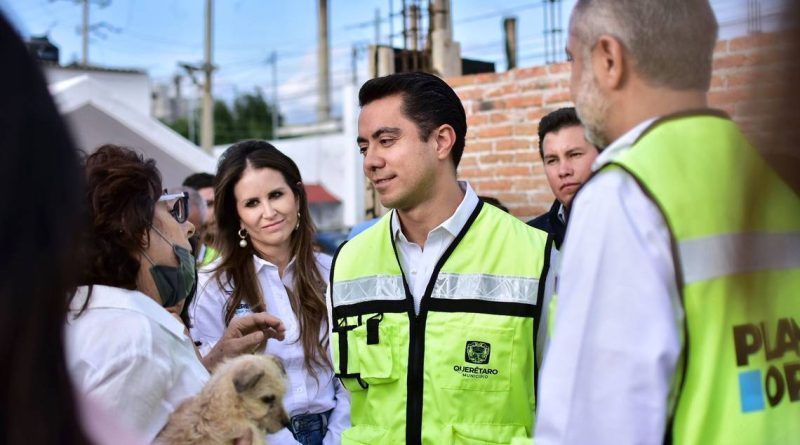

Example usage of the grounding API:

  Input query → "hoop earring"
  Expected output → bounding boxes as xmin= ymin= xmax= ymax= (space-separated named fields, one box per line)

xmin=295 ymin=212 xmax=301 ymax=231
xmin=238 ymin=228 xmax=248 ymax=248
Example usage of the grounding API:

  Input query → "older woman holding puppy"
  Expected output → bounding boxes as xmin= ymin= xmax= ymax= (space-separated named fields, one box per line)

xmin=67 ymin=144 xmax=285 ymax=443
xmin=190 ymin=140 xmax=350 ymax=445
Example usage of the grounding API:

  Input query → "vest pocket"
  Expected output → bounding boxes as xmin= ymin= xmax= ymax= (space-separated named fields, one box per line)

xmin=449 ymin=423 xmax=529 ymax=445
xmin=353 ymin=322 xmax=398 ymax=384
xmin=431 ymin=323 xmax=515 ymax=392
xmin=341 ymin=424 xmax=390 ymax=444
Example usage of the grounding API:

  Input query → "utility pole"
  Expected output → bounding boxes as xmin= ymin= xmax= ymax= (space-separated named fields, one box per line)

xmin=317 ymin=0 xmax=331 ymax=123
xmin=201 ymin=0 xmax=215 ymax=153
xmin=81 ymin=0 xmax=88 ymax=65
xmin=268 ymin=51 xmax=279 ymax=140
xmin=54 ymin=0 xmax=111 ymax=66
xmin=503 ymin=17 xmax=518 ymax=70
xmin=374 ymin=8 xmax=381 ymax=44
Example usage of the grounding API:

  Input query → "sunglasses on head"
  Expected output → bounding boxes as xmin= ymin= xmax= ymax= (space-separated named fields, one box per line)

xmin=158 ymin=191 xmax=189 ymax=224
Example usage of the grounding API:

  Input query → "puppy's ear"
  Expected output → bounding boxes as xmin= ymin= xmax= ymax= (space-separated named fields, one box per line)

xmin=269 ymin=356 xmax=287 ymax=376
xmin=233 ymin=364 xmax=265 ymax=394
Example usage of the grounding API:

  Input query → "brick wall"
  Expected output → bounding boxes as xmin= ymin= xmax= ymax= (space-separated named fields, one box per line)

xmin=447 ymin=30 xmax=795 ymax=221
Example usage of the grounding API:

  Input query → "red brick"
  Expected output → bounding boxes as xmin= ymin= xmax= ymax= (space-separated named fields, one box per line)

xmin=714 ymin=40 xmax=729 ymax=55
xmin=465 ymin=141 xmax=492 ymax=152
xmin=479 ymin=153 xmax=514 ymax=164
xmin=708 ymin=88 xmax=750 ymax=106
xmin=547 ymin=62 xmax=572 ymax=74
xmin=490 ymin=112 xmax=511 ymax=124
xmin=476 ymin=125 xmax=513 ymax=138
xmin=709 ymin=74 xmax=725 ymax=89
xmin=459 ymin=155 xmax=479 ymax=168
xmin=515 ymin=123 xmax=539 ymax=136
xmin=728 ymin=33 xmax=781 ymax=52
xmin=495 ymin=166 xmax=532 ymax=177
xmin=476 ymin=72 xmax=504 ymax=84
xmin=543 ymin=90 xmax=571 ymax=105
xmin=457 ymin=88 xmax=483 ymax=101
xmin=515 ymin=177 xmax=549 ymax=190
xmin=486 ymin=83 xmax=516 ymax=98
xmin=514 ymin=151 xmax=541 ymax=163
xmin=467 ymin=114 xmax=489 ymax=126
xmin=458 ymin=167 xmax=484 ymax=178
xmin=496 ymin=138 xmax=532 ymax=151
xmin=447 ymin=75 xmax=476 ymax=88
xmin=506 ymin=93 xmax=543 ymax=109
xmin=476 ymin=179 xmax=513 ymax=191
xmin=713 ymin=53 xmax=756 ymax=70
xmin=513 ymin=65 xmax=548 ymax=80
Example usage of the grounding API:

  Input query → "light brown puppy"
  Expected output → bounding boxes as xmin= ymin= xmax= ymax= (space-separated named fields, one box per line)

xmin=157 ymin=354 xmax=290 ymax=445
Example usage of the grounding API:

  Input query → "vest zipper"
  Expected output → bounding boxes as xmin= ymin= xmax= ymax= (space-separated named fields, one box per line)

xmin=397 ymin=202 xmax=485 ymax=445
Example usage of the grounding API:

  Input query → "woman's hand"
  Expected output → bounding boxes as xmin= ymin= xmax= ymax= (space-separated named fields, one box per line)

xmin=201 ymin=312 xmax=286 ymax=371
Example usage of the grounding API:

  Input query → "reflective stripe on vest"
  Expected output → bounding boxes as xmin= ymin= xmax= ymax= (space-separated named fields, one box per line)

xmin=679 ymin=232 xmax=800 ymax=285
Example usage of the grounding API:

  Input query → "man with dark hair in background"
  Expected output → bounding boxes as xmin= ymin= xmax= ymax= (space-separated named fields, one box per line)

xmin=182 ymin=173 xmax=217 ymax=265
xmin=527 ymin=107 xmax=599 ymax=366
xmin=330 ymin=72 xmax=549 ymax=444
xmin=535 ymin=0 xmax=799 ymax=443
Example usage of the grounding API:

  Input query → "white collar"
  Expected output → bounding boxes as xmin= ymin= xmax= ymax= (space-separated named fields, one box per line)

xmin=557 ymin=203 xmax=567 ymax=224
xmin=69 ymin=285 xmax=187 ymax=340
xmin=592 ymin=118 xmax=658 ymax=171
xmin=392 ymin=181 xmax=480 ymax=243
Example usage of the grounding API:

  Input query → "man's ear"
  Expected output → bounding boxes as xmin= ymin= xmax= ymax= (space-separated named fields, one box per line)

xmin=433 ymin=124 xmax=457 ymax=162
xmin=592 ymin=34 xmax=627 ymax=91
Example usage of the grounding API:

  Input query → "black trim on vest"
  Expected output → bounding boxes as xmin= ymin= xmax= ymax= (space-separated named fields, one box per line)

xmin=606 ymin=162 xmax=687 ymax=445
xmin=405 ymin=200 xmax=484 ymax=445
xmin=332 ymin=299 xmax=409 ymax=318
xmin=427 ymin=298 xmax=536 ymax=317
xmin=532 ymin=231 xmax=554 ymax=388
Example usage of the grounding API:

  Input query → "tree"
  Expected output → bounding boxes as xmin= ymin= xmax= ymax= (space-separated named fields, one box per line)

xmin=162 ymin=88 xmax=280 ymax=146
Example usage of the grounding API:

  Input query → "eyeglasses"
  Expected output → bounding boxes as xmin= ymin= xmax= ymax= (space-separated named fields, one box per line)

xmin=158 ymin=192 xmax=189 ymax=224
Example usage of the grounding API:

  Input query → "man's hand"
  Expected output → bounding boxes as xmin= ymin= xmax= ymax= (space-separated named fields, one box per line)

xmin=201 ymin=312 xmax=285 ymax=371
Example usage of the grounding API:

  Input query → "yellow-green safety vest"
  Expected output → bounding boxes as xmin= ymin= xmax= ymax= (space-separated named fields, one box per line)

xmin=605 ymin=111 xmax=800 ymax=444
xmin=331 ymin=201 xmax=548 ymax=445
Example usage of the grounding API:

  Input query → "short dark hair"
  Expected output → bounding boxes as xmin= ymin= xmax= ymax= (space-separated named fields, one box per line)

xmin=77 ymin=144 xmax=162 ymax=290
xmin=538 ymin=107 xmax=585 ymax=158
xmin=182 ymin=172 xmax=214 ymax=190
xmin=359 ymin=72 xmax=467 ymax=168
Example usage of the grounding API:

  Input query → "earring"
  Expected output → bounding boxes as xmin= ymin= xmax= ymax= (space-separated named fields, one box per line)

xmin=238 ymin=228 xmax=248 ymax=248
xmin=295 ymin=212 xmax=301 ymax=231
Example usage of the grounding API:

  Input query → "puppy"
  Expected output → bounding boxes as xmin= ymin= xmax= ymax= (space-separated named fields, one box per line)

xmin=157 ymin=354 xmax=290 ymax=445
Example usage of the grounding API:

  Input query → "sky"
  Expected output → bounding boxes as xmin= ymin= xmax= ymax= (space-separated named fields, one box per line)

xmin=2 ymin=0 xmax=788 ymax=124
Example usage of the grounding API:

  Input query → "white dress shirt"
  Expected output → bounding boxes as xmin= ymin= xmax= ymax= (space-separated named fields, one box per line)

xmin=65 ymin=285 xmax=210 ymax=443
xmin=535 ymin=118 xmax=684 ymax=445
xmin=393 ymin=181 xmax=480 ymax=314
xmin=190 ymin=253 xmax=350 ymax=445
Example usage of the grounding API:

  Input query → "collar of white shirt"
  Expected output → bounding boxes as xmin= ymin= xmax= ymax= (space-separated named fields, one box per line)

xmin=391 ymin=180 xmax=480 ymax=244
xmin=591 ymin=118 xmax=658 ymax=172
xmin=252 ymin=254 xmax=295 ymax=284
xmin=69 ymin=284 xmax=187 ymax=340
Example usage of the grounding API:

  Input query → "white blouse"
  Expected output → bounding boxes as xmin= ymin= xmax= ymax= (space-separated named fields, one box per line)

xmin=65 ymin=285 xmax=210 ymax=443
xmin=190 ymin=253 xmax=350 ymax=445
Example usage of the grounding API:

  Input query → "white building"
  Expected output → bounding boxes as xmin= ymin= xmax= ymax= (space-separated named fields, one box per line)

xmin=46 ymin=64 xmax=364 ymax=230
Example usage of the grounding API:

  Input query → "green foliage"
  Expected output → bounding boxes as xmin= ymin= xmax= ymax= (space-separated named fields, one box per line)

xmin=164 ymin=88 xmax=279 ymax=145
